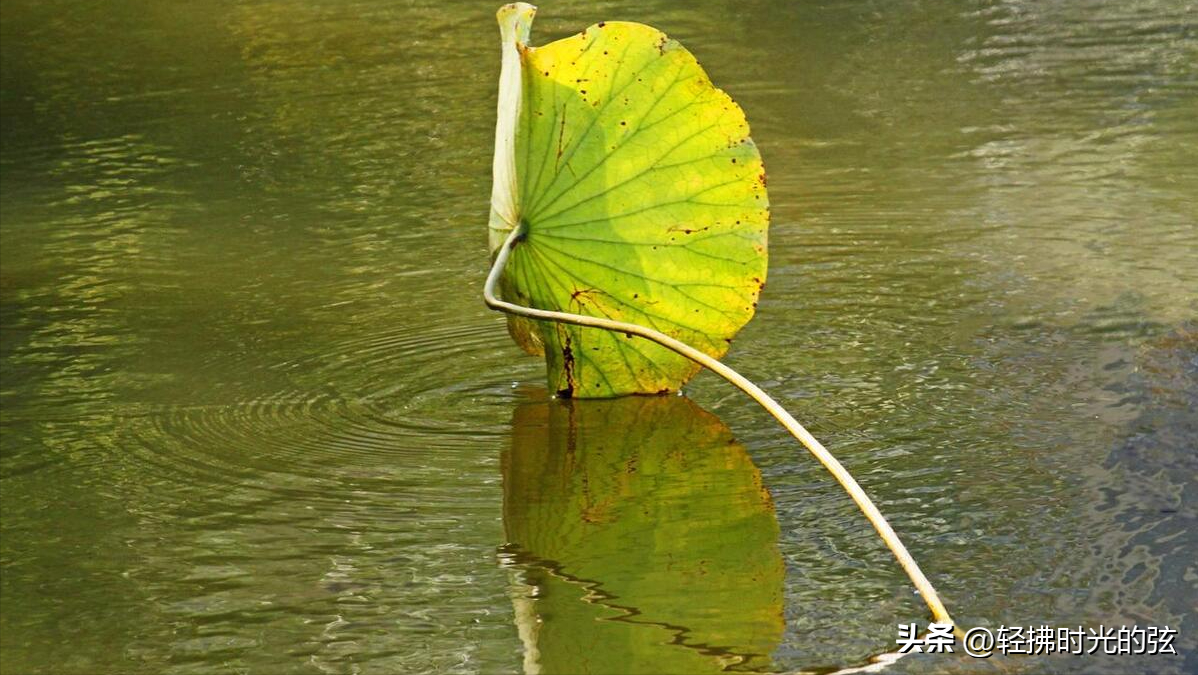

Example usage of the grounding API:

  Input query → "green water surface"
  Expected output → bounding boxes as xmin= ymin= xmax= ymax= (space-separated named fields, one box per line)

xmin=1 ymin=1 xmax=1195 ymax=673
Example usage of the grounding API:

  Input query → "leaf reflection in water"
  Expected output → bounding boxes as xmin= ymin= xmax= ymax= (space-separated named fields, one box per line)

xmin=500 ymin=393 xmax=784 ymax=674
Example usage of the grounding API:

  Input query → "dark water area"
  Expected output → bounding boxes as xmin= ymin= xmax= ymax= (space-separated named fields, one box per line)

xmin=1 ymin=1 xmax=1195 ymax=673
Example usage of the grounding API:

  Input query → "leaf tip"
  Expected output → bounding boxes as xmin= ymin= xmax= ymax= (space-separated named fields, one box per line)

xmin=497 ymin=2 xmax=536 ymax=46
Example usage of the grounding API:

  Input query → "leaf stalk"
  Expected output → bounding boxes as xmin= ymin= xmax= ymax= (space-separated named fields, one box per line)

xmin=485 ymin=224 xmax=955 ymax=628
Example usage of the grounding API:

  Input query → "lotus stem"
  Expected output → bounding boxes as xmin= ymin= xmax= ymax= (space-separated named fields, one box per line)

xmin=484 ymin=224 xmax=954 ymax=628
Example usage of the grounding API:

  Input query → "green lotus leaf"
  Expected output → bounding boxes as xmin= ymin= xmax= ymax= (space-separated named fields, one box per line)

xmin=490 ymin=3 xmax=769 ymax=398
xmin=502 ymin=394 xmax=783 ymax=673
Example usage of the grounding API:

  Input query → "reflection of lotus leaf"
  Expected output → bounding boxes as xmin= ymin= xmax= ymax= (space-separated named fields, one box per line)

xmin=491 ymin=4 xmax=769 ymax=398
xmin=502 ymin=394 xmax=783 ymax=673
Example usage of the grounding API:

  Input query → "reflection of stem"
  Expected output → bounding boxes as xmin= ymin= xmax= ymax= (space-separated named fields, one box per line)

xmin=505 ymin=546 xmax=763 ymax=668
xmin=485 ymin=224 xmax=954 ymax=628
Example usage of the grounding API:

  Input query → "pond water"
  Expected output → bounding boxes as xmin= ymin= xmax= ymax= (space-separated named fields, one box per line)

xmin=1 ymin=0 xmax=1195 ymax=673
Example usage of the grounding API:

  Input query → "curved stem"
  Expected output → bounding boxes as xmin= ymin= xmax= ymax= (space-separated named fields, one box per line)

xmin=484 ymin=225 xmax=954 ymax=627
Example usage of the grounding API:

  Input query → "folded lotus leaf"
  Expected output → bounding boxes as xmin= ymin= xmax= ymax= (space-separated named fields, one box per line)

xmin=490 ymin=3 xmax=768 ymax=397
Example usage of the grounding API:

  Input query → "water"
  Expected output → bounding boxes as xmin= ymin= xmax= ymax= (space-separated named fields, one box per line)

xmin=1 ymin=0 xmax=1195 ymax=672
